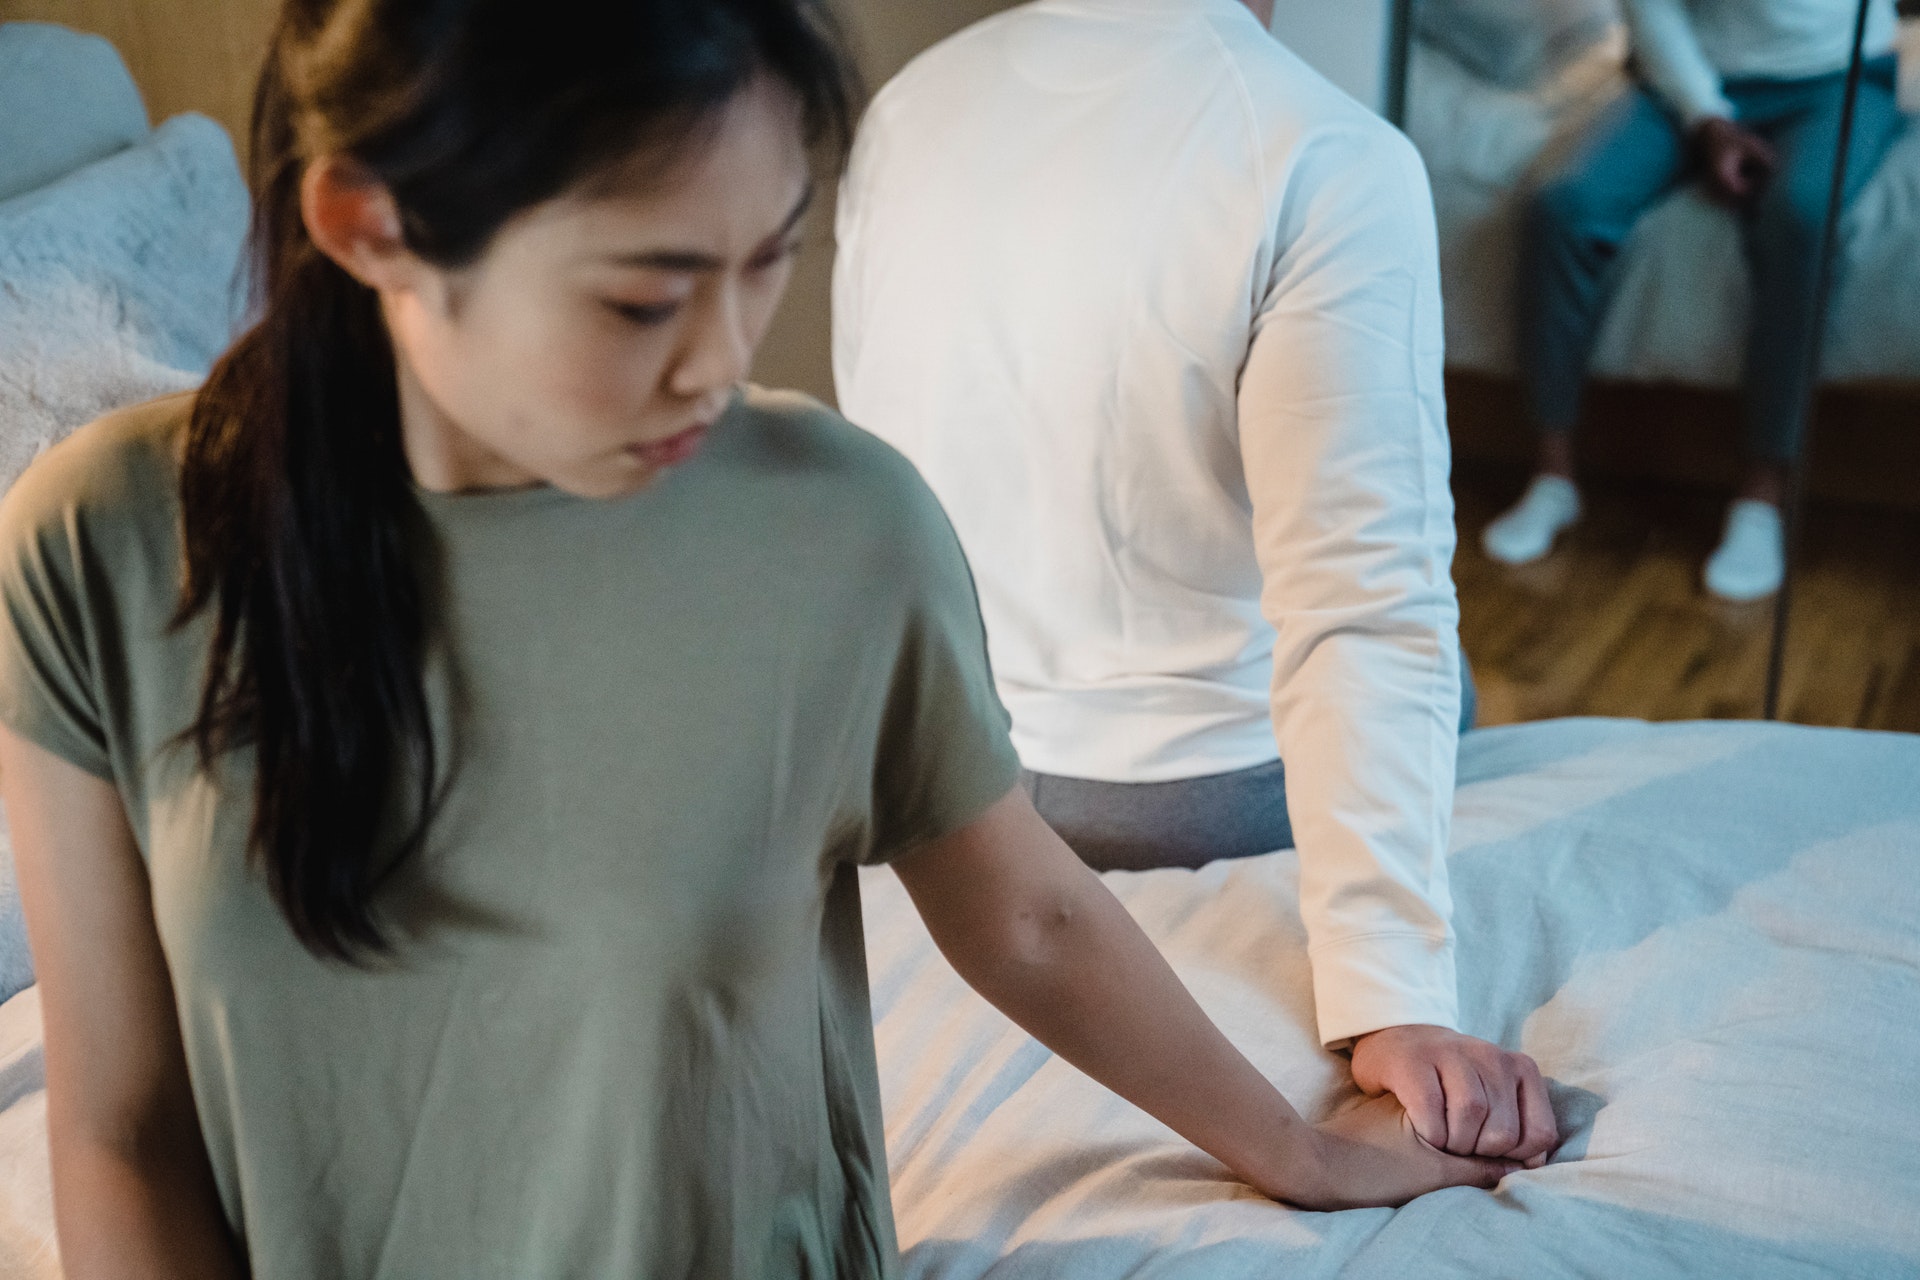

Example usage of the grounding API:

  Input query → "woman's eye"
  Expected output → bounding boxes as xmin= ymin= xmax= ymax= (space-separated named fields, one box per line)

xmin=607 ymin=300 xmax=681 ymax=327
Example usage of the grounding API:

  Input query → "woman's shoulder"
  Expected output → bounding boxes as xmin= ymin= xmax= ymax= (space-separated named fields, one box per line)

xmin=728 ymin=385 xmax=946 ymax=522
xmin=727 ymin=384 xmax=972 ymax=588
xmin=0 ymin=391 xmax=190 ymax=548
xmin=730 ymin=384 xmax=909 ymax=469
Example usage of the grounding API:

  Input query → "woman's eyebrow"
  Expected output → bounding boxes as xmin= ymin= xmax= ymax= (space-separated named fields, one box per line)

xmin=604 ymin=183 xmax=815 ymax=272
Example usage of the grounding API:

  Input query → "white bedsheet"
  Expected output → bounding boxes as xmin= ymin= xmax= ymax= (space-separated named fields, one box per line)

xmin=865 ymin=717 xmax=1920 ymax=1278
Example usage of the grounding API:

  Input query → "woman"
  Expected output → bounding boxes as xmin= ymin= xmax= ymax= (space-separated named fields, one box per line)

xmin=0 ymin=1 xmax=1525 ymax=1274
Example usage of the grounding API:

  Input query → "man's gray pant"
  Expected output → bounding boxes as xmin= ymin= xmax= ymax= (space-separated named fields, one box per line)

xmin=1022 ymin=662 xmax=1477 ymax=872
xmin=1518 ymin=57 xmax=1904 ymax=462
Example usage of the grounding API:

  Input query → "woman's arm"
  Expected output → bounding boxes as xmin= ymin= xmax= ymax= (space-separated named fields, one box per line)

xmin=891 ymin=788 xmax=1520 ymax=1210
xmin=0 ymin=728 xmax=246 ymax=1278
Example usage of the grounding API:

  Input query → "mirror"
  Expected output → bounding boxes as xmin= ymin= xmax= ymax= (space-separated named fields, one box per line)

xmin=1367 ymin=0 xmax=1920 ymax=730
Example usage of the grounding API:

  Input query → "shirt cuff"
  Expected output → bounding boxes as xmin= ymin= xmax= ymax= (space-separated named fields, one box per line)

xmin=1679 ymin=94 xmax=1736 ymax=132
xmin=1652 ymin=78 xmax=1734 ymax=132
xmin=1308 ymin=932 xmax=1460 ymax=1048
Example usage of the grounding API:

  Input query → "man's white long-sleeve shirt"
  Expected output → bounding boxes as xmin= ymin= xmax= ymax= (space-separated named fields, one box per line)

xmin=1624 ymin=0 xmax=1898 ymax=126
xmin=832 ymin=0 xmax=1463 ymax=1045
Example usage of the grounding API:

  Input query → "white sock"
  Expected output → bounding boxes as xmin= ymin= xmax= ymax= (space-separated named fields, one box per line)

xmin=1481 ymin=475 xmax=1582 ymax=565
xmin=1704 ymin=499 xmax=1784 ymax=602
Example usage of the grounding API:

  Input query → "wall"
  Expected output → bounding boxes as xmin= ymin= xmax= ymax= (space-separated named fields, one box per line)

xmin=3 ymin=0 xmax=1410 ymax=406
xmin=0 ymin=0 xmax=1027 ymax=405
xmin=0 ymin=0 xmax=1390 ymax=406
xmin=1267 ymin=0 xmax=1394 ymax=114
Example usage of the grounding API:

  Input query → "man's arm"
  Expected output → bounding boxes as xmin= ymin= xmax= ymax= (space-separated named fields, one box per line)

xmin=1622 ymin=0 xmax=1736 ymax=128
xmin=0 ymin=728 xmax=246 ymax=1278
xmin=892 ymin=788 xmax=1523 ymax=1209
xmin=1235 ymin=117 xmax=1552 ymax=1162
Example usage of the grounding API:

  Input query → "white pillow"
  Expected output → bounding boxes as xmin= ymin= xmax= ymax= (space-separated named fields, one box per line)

xmin=0 ymin=111 xmax=250 ymax=495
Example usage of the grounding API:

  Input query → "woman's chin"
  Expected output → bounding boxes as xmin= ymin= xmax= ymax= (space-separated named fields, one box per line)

xmin=550 ymin=455 xmax=669 ymax=502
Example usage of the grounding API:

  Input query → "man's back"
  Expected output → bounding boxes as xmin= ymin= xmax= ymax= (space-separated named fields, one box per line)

xmin=835 ymin=0 xmax=1446 ymax=785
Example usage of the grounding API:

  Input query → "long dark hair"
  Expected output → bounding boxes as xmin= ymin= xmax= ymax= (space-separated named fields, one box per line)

xmin=177 ymin=0 xmax=858 ymax=959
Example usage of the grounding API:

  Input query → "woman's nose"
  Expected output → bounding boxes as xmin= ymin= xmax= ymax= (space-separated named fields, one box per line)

xmin=669 ymin=287 xmax=752 ymax=399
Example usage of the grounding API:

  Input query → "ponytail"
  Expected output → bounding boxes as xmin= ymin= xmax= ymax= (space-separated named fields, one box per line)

xmin=177 ymin=48 xmax=432 ymax=959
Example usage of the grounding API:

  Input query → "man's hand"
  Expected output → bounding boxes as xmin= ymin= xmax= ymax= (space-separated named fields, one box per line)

xmin=1694 ymin=116 xmax=1778 ymax=205
xmin=1349 ymin=1024 xmax=1557 ymax=1167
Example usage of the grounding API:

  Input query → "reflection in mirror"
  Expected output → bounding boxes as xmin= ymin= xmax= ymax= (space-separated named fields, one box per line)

xmin=1399 ymin=0 xmax=1920 ymax=731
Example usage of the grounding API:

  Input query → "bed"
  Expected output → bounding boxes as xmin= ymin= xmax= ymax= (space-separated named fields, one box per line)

xmin=0 ymin=716 xmax=1913 ymax=1275
xmin=866 ymin=716 xmax=1920 ymax=1278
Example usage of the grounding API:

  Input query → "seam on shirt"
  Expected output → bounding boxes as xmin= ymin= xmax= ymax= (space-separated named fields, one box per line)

xmin=1201 ymin=18 xmax=1272 ymax=222
xmin=1380 ymin=135 xmax=1461 ymax=910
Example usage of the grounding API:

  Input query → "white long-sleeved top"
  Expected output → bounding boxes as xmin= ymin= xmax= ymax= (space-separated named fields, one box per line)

xmin=1624 ymin=0 xmax=1899 ymax=126
xmin=833 ymin=0 xmax=1462 ymax=1045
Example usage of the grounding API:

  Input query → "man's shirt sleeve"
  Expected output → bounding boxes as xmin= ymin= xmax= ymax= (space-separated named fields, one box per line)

xmin=1238 ymin=119 xmax=1463 ymax=1046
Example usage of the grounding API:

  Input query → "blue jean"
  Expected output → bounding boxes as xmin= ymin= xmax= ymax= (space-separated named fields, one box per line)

xmin=1517 ymin=57 xmax=1904 ymax=461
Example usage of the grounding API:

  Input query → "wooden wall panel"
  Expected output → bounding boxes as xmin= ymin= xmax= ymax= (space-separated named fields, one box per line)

xmin=0 ymin=0 xmax=276 ymax=157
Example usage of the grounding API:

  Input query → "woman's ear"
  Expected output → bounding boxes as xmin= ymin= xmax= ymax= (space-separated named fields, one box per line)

xmin=301 ymin=156 xmax=415 ymax=291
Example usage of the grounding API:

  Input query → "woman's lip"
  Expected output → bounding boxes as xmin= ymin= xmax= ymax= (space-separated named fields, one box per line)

xmin=628 ymin=422 xmax=709 ymax=467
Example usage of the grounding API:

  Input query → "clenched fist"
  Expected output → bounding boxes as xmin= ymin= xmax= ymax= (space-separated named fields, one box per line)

xmin=1349 ymin=1024 xmax=1558 ymax=1166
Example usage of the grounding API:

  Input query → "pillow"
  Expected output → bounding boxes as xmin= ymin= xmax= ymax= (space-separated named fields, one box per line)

xmin=0 ymin=111 xmax=250 ymax=495
xmin=0 ymin=109 xmax=246 ymax=1000
xmin=0 ymin=21 xmax=150 ymax=203
xmin=1416 ymin=0 xmax=1621 ymax=89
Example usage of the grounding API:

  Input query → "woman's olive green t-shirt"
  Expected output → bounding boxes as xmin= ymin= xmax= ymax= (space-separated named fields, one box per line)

xmin=0 ymin=388 xmax=1020 ymax=1278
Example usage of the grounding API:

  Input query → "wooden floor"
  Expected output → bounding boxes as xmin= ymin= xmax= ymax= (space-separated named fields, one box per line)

xmin=1453 ymin=462 xmax=1920 ymax=733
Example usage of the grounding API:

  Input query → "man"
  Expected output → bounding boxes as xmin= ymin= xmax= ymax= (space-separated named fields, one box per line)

xmin=1484 ymin=0 xmax=1905 ymax=600
xmin=835 ymin=0 xmax=1555 ymax=1163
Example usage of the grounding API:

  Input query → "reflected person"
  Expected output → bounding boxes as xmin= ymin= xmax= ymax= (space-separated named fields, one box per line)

xmin=1485 ymin=0 xmax=1906 ymax=599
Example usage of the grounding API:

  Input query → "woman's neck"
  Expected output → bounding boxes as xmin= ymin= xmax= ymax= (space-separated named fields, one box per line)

xmin=394 ymin=351 xmax=541 ymax=494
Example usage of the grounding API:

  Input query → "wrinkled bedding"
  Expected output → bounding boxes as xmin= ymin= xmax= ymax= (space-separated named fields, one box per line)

xmin=865 ymin=717 xmax=1920 ymax=1278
